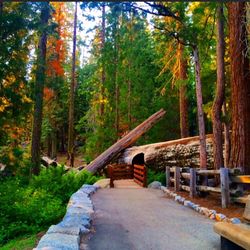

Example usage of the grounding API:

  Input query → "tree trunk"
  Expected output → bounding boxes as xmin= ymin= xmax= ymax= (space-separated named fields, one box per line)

xmin=222 ymin=103 xmax=230 ymax=167
xmin=193 ymin=45 xmax=207 ymax=170
xmin=85 ymin=109 xmax=166 ymax=173
xmin=31 ymin=3 xmax=50 ymax=175
xmin=115 ymin=20 xmax=120 ymax=135
xmin=119 ymin=134 xmax=214 ymax=171
xmin=178 ymin=43 xmax=189 ymax=138
xmin=212 ymin=3 xmax=225 ymax=169
xmin=100 ymin=3 xmax=106 ymax=116
xmin=228 ymin=2 xmax=250 ymax=174
xmin=68 ymin=2 xmax=77 ymax=167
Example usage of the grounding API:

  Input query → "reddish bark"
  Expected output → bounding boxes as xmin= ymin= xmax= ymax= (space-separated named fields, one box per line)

xmin=228 ymin=2 xmax=250 ymax=174
xmin=212 ymin=3 xmax=225 ymax=169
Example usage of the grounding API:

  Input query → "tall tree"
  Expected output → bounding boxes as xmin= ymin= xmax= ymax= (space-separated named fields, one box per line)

xmin=31 ymin=2 xmax=51 ymax=174
xmin=193 ymin=45 xmax=207 ymax=170
xmin=228 ymin=2 xmax=250 ymax=174
xmin=212 ymin=3 xmax=225 ymax=169
xmin=178 ymin=43 xmax=189 ymax=138
xmin=68 ymin=2 xmax=77 ymax=167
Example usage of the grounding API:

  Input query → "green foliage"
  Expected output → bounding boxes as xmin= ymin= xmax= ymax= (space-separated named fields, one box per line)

xmin=0 ymin=166 xmax=100 ymax=246
xmin=0 ymin=234 xmax=37 ymax=250
xmin=147 ymin=168 xmax=166 ymax=186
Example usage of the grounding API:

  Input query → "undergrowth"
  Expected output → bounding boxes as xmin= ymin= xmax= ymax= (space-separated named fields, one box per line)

xmin=0 ymin=166 xmax=100 ymax=246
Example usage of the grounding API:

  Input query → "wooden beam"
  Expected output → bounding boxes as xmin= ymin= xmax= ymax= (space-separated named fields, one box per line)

xmin=174 ymin=166 xmax=180 ymax=192
xmin=231 ymin=175 xmax=250 ymax=184
xmin=190 ymin=168 xmax=197 ymax=198
xmin=166 ymin=166 xmax=171 ymax=188
xmin=220 ymin=167 xmax=230 ymax=208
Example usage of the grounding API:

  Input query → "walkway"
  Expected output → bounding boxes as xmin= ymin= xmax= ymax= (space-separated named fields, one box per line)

xmin=87 ymin=188 xmax=220 ymax=250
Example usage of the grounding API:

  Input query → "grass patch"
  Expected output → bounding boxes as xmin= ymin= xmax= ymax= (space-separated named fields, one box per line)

xmin=0 ymin=234 xmax=39 ymax=250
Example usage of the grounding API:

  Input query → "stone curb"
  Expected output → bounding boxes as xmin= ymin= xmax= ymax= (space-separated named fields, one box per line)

xmin=160 ymin=186 xmax=241 ymax=225
xmin=34 ymin=184 xmax=99 ymax=250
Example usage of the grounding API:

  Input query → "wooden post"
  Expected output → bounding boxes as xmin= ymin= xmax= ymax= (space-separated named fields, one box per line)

xmin=109 ymin=165 xmax=114 ymax=188
xmin=174 ymin=167 xmax=180 ymax=192
xmin=190 ymin=168 xmax=197 ymax=198
xmin=220 ymin=167 xmax=230 ymax=208
xmin=166 ymin=167 xmax=171 ymax=188
xmin=143 ymin=165 xmax=147 ymax=188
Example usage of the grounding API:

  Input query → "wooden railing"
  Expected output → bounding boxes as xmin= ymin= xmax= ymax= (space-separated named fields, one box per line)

xmin=166 ymin=166 xmax=250 ymax=208
xmin=108 ymin=164 xmax=133 ymax=188
xmin=134 ymin=164 xmax=147 ymax=188
xmin=108 ymin=164 xmax=147 ymax=188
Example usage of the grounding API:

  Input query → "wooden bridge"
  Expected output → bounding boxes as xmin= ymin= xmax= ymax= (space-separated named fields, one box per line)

xmin=108 ymin=164 xmax=147 ymax=188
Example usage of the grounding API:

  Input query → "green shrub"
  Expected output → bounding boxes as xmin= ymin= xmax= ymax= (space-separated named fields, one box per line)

xmin=147 ymin=168 xmax=166 ymax=186
xmin=0 ymin=166 xmax=101 ymax=246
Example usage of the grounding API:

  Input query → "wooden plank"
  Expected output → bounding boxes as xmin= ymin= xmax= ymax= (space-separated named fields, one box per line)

xmin=134 ymin=168 xmax=144 ymax=175
xmin=134 ymin=173 xmax=144 ymax=181
xmin=181 ymin=185 xmax=190 ymax=192
xmin=166 ymin=167 xmax=171 ymax=188
xmin=108 ymin=166 xmax=114 ymax=188
xmin=231 ymin=175 xmax=250 ymax=184
xmin=143 ymin=166 xmax=147 ymax=187
xmin=220 ymin=168 xmax=230 ymax=208
xmin=197 ymin=168 xmax=240 ymax=175
xmin=85 ymin=109 xmax=166 ymax=173
xmin=134 ymin=164 xmax=145 ymax=170
xmin=197 ymin=185 xmax=221 ymax=193
xmin=190 ymin=168 xmax=197 ymax=198
xmin=174 ymin=167 xmax=180 ymax=192
xmin=134 ymin=178 xmax=143 ymax=187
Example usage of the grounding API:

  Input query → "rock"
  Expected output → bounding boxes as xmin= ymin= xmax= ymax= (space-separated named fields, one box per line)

xmin=208 ymin=210 xmax=217 ymax=216
xmin=94 ymin=179 xmax=110 ymax=188
xmin=215 ymin=213 xmax=226 ymax=221
xmin=230 ymin=218 xmax=241 ymax=224
xmin=160 ymin=186 xmax=168 ymax=192
xmin=47 ymin=225 xmax=87 ymax=236
xmin=148 ymin=181 xmax=162 ymax=189
xmin=184 ymin=200 xmax=191 ymax=207
xmin=80 ymin=184 xmax=97 ymax=195
xmin=209 ymin=213 xmax=216 ymax=220
xmin=36 ymin=233 xmax=79 ymax=250
xmin=174 ymin=195 xmax=181 ymax=201
xmin=61 ymin=214 xmax=91 ymax=229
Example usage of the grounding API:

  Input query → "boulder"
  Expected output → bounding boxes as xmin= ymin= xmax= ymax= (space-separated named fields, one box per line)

xmin=148 ymin=181 xmax=162 ymax=189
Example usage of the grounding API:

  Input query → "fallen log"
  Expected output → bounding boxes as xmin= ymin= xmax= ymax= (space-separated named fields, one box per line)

xmin=85 ymin=109 xmax=166 ymax=173
xmin=118 ymin=134 xmax=213 ymax=170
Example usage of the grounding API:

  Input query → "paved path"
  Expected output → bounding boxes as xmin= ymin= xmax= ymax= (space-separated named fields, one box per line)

xmin=87 ymin=188 xmax=220 ymax=250
xmin=113 ymin=179 xmax=142 ymax=189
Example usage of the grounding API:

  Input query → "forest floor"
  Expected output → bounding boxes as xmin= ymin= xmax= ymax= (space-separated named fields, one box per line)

xmin=170 ymin=188 xmax=245 ymax=219
xmin=56 ymin=153 xmax=86 ymax=168
xmin=85 ymin=188 xmax=219 ymax=250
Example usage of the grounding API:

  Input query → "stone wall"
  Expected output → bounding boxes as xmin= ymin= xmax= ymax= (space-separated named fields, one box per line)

xmin=35 ymin=184 xmax=98 ymax=250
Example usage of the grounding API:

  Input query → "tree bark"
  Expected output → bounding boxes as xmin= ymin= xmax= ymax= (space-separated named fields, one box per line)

xmin=178 ymin=43 xmax=189 ymax=138
xmin=68 ymin=2 xmax=77 ymax=167
xmin=31 ymin=3 xmax=50 ymax=175
xmin=85 ymin=109 xmax=166 ymax=173
xmin=193 ymin=45 xmax=207 ymax=170
xmin=100 ymin=3 xmax=106 ymax=116
xmin=228 ymin=2 xmax=250 ymax=174
xmin=212 ymin=3 xmax=225 ymax=169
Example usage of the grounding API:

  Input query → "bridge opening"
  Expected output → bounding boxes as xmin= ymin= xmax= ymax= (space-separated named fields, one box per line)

xmin=132 ymin=153 xmax=145 ymax=165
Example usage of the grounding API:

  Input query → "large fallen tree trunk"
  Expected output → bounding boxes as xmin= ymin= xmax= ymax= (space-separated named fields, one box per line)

xmin=118 ymin=135 xmax=214 ymax=171
xmin=85 ymin=109 xmax=166 ymax=173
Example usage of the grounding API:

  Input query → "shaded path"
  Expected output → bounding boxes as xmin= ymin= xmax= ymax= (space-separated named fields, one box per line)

xmin=87 ymin=188 xmax=220 ymax=250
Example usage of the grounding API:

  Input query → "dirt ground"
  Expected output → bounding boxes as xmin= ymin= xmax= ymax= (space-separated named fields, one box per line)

xmin=56 ymin=153 xmax=86 ymax=168
xmin=168 ymin=188 xmax=245 ymax=219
